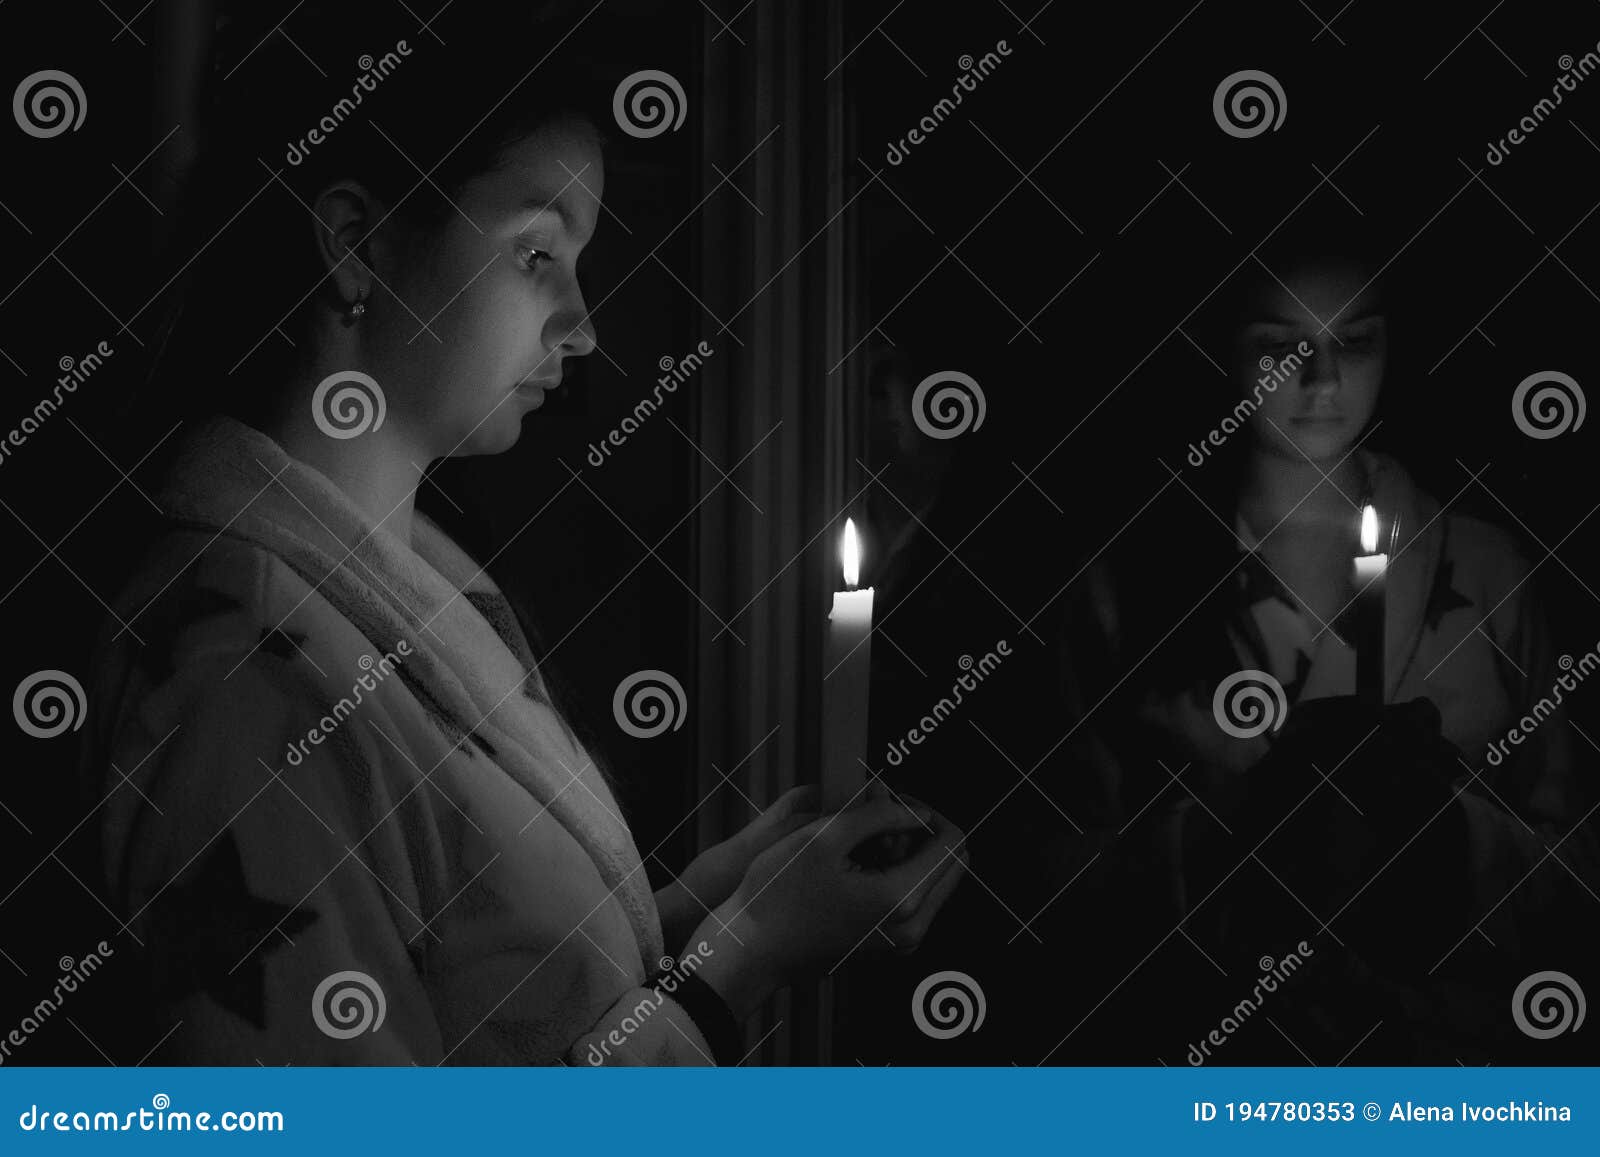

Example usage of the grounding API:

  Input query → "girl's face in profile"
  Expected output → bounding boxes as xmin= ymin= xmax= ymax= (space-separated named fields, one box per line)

xmin=1228 ymin=256 xmax=1387 ymax=465
xmin=367 ymin=114 xmax=602 ymax=459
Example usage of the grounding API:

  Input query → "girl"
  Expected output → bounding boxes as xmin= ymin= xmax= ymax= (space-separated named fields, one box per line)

xmin=79 ymin=4 xmax=966 ymax=1064
xmin=1046 ymin=219 xmax=1597 ymax=1063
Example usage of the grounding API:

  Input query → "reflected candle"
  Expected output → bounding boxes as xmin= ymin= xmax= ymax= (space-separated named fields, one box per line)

xmin=1352 ymin=504 xmax=1387 ymax=706
xmin=823 ymin=518 xmax=874 ymax=811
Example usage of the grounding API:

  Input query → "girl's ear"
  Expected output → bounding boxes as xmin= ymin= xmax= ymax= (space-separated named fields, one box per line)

xmin=311 ymin=180 xmax=380 ymax=308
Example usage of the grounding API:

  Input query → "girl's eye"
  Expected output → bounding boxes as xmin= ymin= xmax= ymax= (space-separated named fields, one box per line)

xmin=515 ymin=242 xmax=553 ymax=270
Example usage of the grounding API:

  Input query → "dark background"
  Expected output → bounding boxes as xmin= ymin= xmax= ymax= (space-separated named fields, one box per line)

xmin=3 ymin=0 xmax=1598 ymax=1064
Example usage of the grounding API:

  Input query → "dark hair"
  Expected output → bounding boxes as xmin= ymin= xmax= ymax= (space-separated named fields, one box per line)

xmin=1194 ymin=209 xmax=1390 ymax=365
xmin=122 ymin=2 xmax=610 ymax=455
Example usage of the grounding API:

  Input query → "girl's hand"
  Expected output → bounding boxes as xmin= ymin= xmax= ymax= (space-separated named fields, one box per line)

xmin=656 ymin=786 xmax=820 ymax=949
xmin=691 ymin=794 xmax=969 ymax=1019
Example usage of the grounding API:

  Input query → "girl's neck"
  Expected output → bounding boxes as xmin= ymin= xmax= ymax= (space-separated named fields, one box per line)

xmin=254 ymin=386 xmax=431 ymax=549
xmin=1239 ymin=444 xmax=1367 ymax=534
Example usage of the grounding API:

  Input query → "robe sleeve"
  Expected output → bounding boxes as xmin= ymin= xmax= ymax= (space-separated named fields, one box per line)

xmin=101 ymin=649 xmax=445 ymax=1064
xmin=102 ymin=646 xmax=720 ymax=1066
xmin=1046 ymin=563 xmax=1192 ymax=922
xmin=1455 ymin=565 xmax=1600 ymax=962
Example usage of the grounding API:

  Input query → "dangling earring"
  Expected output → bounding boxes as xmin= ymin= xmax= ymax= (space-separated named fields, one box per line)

xmin=342 ymin=293 xmax=368 ymax=327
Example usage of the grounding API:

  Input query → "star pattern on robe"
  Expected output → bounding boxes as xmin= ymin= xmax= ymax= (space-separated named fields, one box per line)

xmin=1423 ymin=558 xmax=1474 ymax=632
xmin=136 ymin=588 xmax=246 ymax=684
xmin=142 ymin=829 xmax=318 ymax=1029
xmin=1237 ymin=551 xmax=1299 ymax=613
xmin=1280 ymin=649 xmax=1315 ymax=706
xmin=257 ymin=625 xmax=310 ymax=664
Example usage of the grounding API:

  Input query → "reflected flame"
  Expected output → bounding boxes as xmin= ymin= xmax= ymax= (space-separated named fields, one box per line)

xmin=842 ymin=518 xmax=861 ymax=588
xmin=1360 ymin=504 xmax=1379 ymax=554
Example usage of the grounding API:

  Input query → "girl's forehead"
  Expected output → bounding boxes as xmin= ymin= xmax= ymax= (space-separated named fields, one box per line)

xmin=1240 ymin=261 xmax=1383 ymax=327
xmin=465 ymin=118 xmax=606 ymax=216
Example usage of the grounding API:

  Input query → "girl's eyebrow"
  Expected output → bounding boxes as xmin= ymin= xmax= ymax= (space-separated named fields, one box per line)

xmin=1242 ymin=307 xmax=1385 ymax=329
xmin=515 ymin=189 xmax=577 ymax=233
xmin=1339 ymin=309 xmax=1385 ymax=324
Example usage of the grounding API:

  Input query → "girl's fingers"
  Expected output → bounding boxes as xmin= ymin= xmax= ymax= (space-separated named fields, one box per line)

xmin=769 ymin=784 xmax=820 ymax=816
xmin=885 ymin=849 xmax=969 ymax=949
xmin=879 ymin=836 xmax=966 ymax=930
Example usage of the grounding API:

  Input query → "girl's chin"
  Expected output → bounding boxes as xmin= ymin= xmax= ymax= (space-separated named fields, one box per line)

xmin=452 ymin=413 xmax=527 ymax=458
xmin=1265 ymin=430 xmax=1357 ymax=465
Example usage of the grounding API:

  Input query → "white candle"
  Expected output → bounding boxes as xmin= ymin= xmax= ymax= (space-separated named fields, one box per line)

xmin=1353 ymin=504 xmax=1388 ymax=705
xmin=822 ymin=518 xmax=874 ymax=811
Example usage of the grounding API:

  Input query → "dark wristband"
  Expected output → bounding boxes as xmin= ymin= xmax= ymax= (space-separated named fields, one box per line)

xmin=666 ymin=971 xmax=743 ymax=1065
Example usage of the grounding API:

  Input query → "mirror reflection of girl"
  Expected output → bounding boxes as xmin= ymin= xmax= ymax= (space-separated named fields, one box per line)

xmin=1050 ymin=218 xmax=1597 ymax=1062
xmin=81 ymin=5 xmax=965 ymax=1065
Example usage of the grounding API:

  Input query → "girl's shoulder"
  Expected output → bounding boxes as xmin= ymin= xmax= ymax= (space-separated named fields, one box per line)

xmin=106 ymin=523 xmax=342 ymax=674
xmin=86 ymin=521 xmax=369 ymax=772
xmin=1370 ymin=450 xmax=1533 ymax=580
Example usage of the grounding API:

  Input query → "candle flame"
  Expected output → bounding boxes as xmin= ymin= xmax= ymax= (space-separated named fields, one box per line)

xmin=1360 ymin=504 xmax=1379 ymax=554
xmin=841 ymin=518 xmax=861 ymax=588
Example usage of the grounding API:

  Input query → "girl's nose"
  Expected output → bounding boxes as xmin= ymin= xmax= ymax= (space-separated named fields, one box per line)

xmin=1300 ymin=338 xmax=1342 ymax=394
